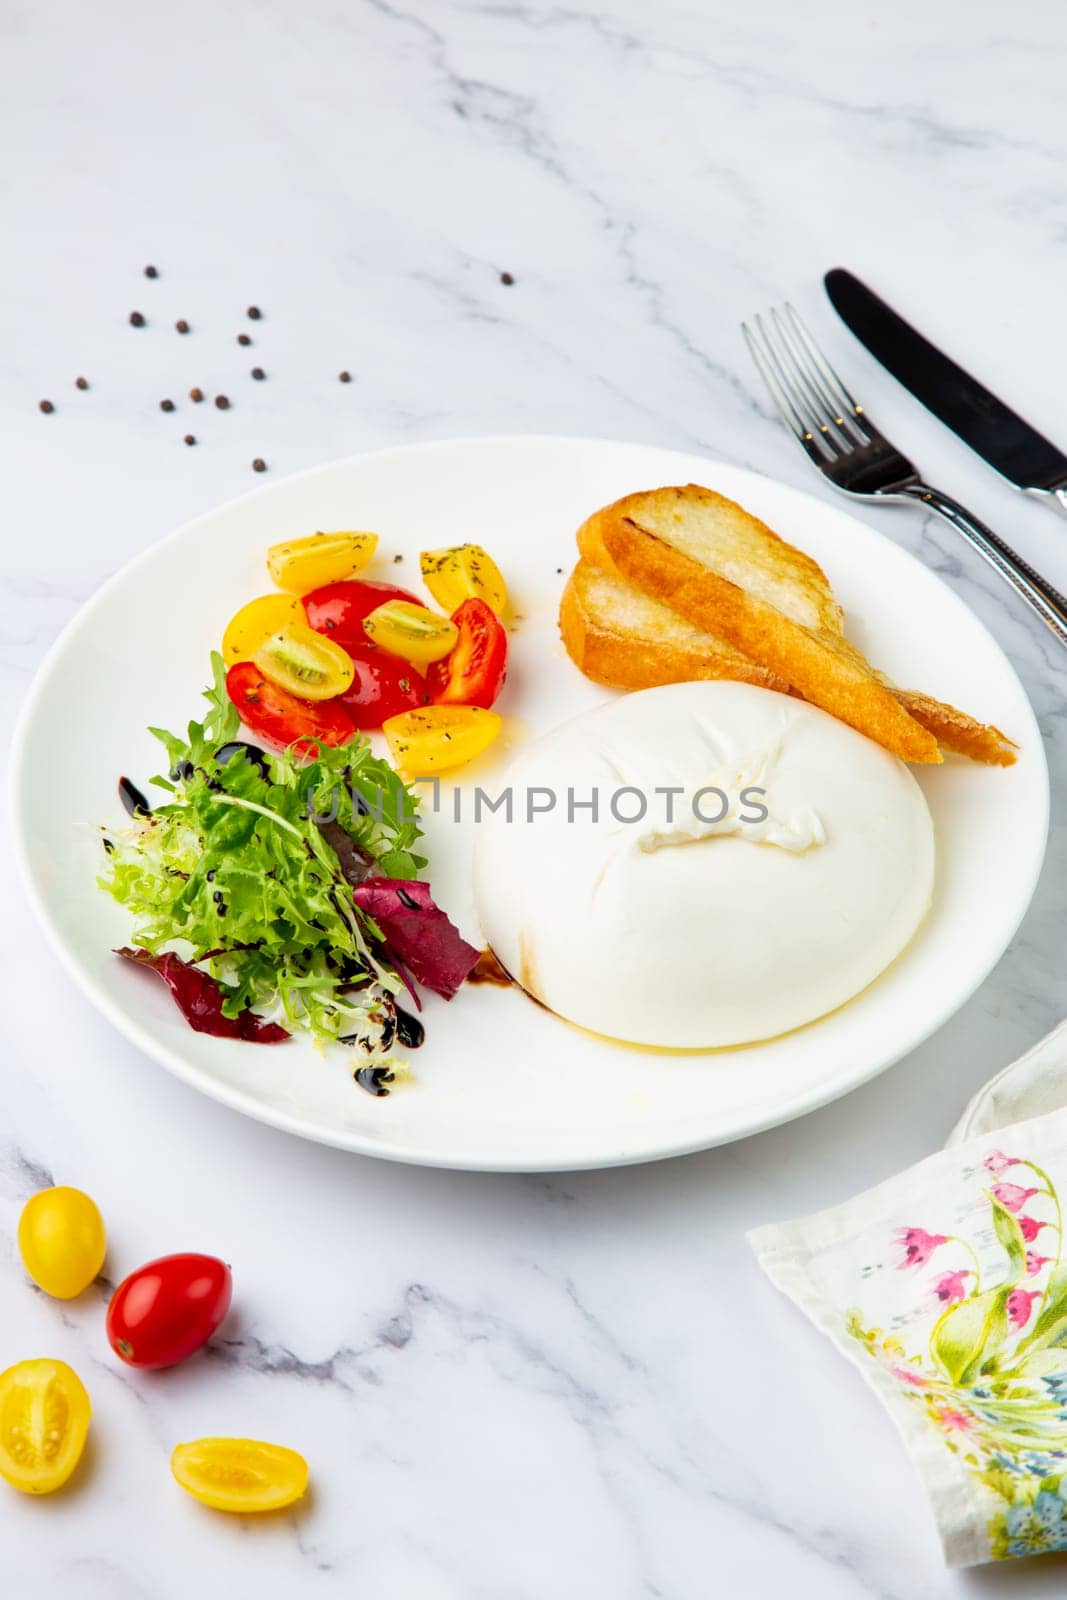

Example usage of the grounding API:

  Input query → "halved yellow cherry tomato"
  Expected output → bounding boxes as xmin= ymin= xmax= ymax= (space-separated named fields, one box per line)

xmin=18 ymin=1187 xmax=106 ymax=1300
xmin=171 ymin=1438 xmax=309 ymax=1513
xmin=0 ymin=1359 xmax=91 ymax=1495
xmin=267 ymin=531 xmax=378 ymax=593
xmin=222 ymin=593 xmax=302 ymax=665
xmin=253 ymin=621 xmax=355 ymax=700
xmin=383 ymin=705 xmax=502 ymax=774
xmin=363 ymin=600 xmax=458 ymax=666
xmin=420 ymin=544 xmax=508 ymax=617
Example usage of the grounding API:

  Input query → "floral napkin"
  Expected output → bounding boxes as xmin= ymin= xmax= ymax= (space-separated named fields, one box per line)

xmin=749 ymin=1020 xmax=1067 ymax=1567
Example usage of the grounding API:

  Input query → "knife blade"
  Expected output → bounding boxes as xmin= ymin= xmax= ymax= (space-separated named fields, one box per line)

xmin=824 ymin=267 xmax=1067 ymax=497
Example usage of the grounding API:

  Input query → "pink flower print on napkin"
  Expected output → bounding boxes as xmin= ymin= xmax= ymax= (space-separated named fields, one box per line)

xmin=990 ymin=1183 xmax=1040 ymax=1214
xmin=1026 ymin=1250 xmax=1053 ymax=1277
xmin=933 ymin=1405 xmax=975 ymax=1435
xmin=1007 ymin=1289 xmax=1041 ymax=1329
xmin=983 ymin=1151 xmax=1021 ymax=1176
xmin=895 ymin=1227 xmax=949 ymax=1269
xmin=933 ymin=1270 xmax=972 ymax=1305
xmin=1020 ymin=1215 xmax=1051 ymax=1243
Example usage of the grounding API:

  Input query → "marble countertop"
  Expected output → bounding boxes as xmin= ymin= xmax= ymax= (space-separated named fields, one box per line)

xmin=3 ymin=2 xmax=1067 ymax=1593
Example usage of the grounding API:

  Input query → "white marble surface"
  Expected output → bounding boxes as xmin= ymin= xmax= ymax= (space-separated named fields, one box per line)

xmin=3 ymin=1 xmax=1067 ymax=1593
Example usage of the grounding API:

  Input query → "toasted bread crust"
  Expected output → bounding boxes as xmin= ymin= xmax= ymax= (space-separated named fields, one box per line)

xmin=601 ymin=513 xmax=942 ymax=764
xmin=559 ymin=563 xmax=791 ymax=693
xmin=893 ymin=688 xmax=1018 ymax=766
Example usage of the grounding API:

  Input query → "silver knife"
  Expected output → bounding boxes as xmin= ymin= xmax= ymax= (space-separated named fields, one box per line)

xmin=825 ymin=268 xmax=1067 ymax=518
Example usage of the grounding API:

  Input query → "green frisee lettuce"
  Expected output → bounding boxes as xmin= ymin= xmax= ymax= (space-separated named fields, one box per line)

xmin=101 ymin=653 xmax=426 ymax=1056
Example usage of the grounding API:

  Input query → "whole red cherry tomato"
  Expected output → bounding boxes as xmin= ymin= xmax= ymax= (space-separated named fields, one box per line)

xmin=303 ymin=579 xmax=419 ymax=651
xmin=106 ymin=1253 xmax=232 ymax=1370
xmin=226 ymin=661 xmax=355 ymax=753
xmin=426 ymin=598 xmax=508 ymax=709
xmin=336 ymin=645 xmax=429 ymax=729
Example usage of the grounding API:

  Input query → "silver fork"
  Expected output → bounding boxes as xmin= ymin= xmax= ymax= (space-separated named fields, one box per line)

xmin=742 ymin=305 xmax=1067 ymax=647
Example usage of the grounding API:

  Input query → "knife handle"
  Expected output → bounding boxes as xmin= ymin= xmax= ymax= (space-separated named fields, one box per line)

xmin=899 ymin=482 xmax=1067 ymax=648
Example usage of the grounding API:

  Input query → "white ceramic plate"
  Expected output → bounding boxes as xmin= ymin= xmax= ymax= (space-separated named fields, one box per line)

xmin=11 ymin=437 xmax=1048 ymax=1171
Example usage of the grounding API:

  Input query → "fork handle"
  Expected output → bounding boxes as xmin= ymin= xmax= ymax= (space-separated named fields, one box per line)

xmin=899 ymin=482 xmax=1067 ymax=648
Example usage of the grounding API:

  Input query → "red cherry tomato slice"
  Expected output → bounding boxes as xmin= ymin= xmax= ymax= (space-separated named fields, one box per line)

xmin=106 ymin=1253 xmax=232 ymax=1370
xmin=426 ymin=598 xmax=508 ymax=710
xmin=335 ymin=645 xmax=429 ymax=730
xmin=303 ymin=580 xmax=419 ymax=651
xmin=226 ymin=661 xmax=355 ymax=753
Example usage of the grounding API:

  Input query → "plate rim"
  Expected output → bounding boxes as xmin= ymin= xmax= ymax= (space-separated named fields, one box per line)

xmin=9 ymin=434 xmax=1051 ymax=1171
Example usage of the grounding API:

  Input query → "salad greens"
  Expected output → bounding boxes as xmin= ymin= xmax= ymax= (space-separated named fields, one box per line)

xmin=101 ymin=654 xmax=461 ymax=1063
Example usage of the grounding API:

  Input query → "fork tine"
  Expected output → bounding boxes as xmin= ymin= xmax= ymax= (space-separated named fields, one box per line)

xmin=755 ymin=313 xmax=842 ymax=457
xmin=741 ymin=321 xmax=832 ymax=469
xmin=784 ymin=304 xmax=871 ymax=442
xmin=770 ymin=309 xmax=858 ymax=449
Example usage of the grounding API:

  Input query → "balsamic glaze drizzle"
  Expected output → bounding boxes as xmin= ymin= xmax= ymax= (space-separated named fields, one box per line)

xmin=118 ymin=776 xmax=152 ymax=817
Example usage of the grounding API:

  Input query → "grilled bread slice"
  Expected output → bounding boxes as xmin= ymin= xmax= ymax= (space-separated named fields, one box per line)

xmin=569 ymin=485 xmax=1016 ymax=766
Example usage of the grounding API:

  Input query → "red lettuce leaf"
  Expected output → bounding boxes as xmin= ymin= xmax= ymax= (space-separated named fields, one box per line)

xmin=116 ymin=947 xmax=289 ymax=1043
xmin=352 ymin=879 xmax=479 ymax=1000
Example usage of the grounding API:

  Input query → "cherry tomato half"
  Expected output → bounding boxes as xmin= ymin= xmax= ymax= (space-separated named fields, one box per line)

xmin=267 ymin=531 xmax=377 ymax=593
xmin=106 ymin=1253 xmax=232 ymax=1370
xmin=303 ymin=579 xmax=419 ymax=650
xmin=0 ymin=1359 xmax=92 ymax=1495
xmin=227 ymin=661 xmax=355 ymax=753
xmin=253 ymin=621 xmax=355 ymax=701
xmin=427 ymin=598 xmax=508 ymax=709
xmin=336 ymin=645 xmax=429 ymax=729
xmin=382 ymin=705 xmax=502 ymax=774
xmin=171 ymin=1437 xmax=309 ymax=1513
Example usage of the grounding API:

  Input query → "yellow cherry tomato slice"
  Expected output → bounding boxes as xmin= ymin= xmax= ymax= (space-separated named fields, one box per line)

xmin=420 ymin=544 xmax=508 ymax=617
xmin=267 ymin=532 xmax=377 ymax=593
xmin=0 ymin=1359 xmax=91 ymax=1495
xmin=18 ymin=1187 xmax=106 ymax=1300
xmin=171 ymin=1438 xmax=309 ymax=1513
xmin=253 ymin=622 xmax=355 ymax=700
xmin=383 ymin=705 xmax=502 ymax=774
xmin=363 ymin=600 xmax=458 ymax=666
xmin=222 ymin=593 xmax=302 ymax=665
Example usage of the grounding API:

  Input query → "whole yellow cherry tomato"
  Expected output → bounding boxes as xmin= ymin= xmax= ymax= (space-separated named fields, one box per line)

xmin=171 ymin=1438 xmax=309 ymax=1513
xmin=18 ymin=1186 xmax=106 ymax=1300
xmin=0 ymin=1359 xmax=92 ymax=1495
xmin=253 ymin=621 xmax=355 ymax=700
xmin=382 ymin=705 xmax=502 ymax=774
xmin=420 ymin=544 xmax=508 ymax=617
xmin=363 ymin=600 xmax=458 ymax=666
xmin=267 ymin=532 xmax=377 ymax=593
xmin=222 ymin=593 xmax=302 ymax=665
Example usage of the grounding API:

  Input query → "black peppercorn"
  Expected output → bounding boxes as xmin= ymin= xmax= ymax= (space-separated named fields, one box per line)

xmin=338 ymin=370 xmax=352 ymax=383
xmin=252 ymin=458 xmax=267 ymax=473
xmin=39 ymin=399 xmax=54 ymax=413
xmin=175 ymin=318 xmax=190 ymax=334
xmin=247 ymin=305 xmax=262 ymax=320
xmin=189 ymin=386 xmax=204 ymax=403
xmin=251 ymin=367 xmax=265 ymax=381
xmin=500 ymin=271 xmax=515 ymax=285
xmin=75 ymin=376 xmax=89 ymax=390
xmin=160 ymin=398 xmax=175 ymax=413
xmin=144 ymin=264 xmax=159 ymax=279
xmin=237 ymin=332 xmax=252 ymax=346
xmin=129 ymin=311 xmax=145 ymax=327
xmin=215 ymin=394 xmax=230 ymax=410
xmin=183 ymin=433 xmax=196 ymax=446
